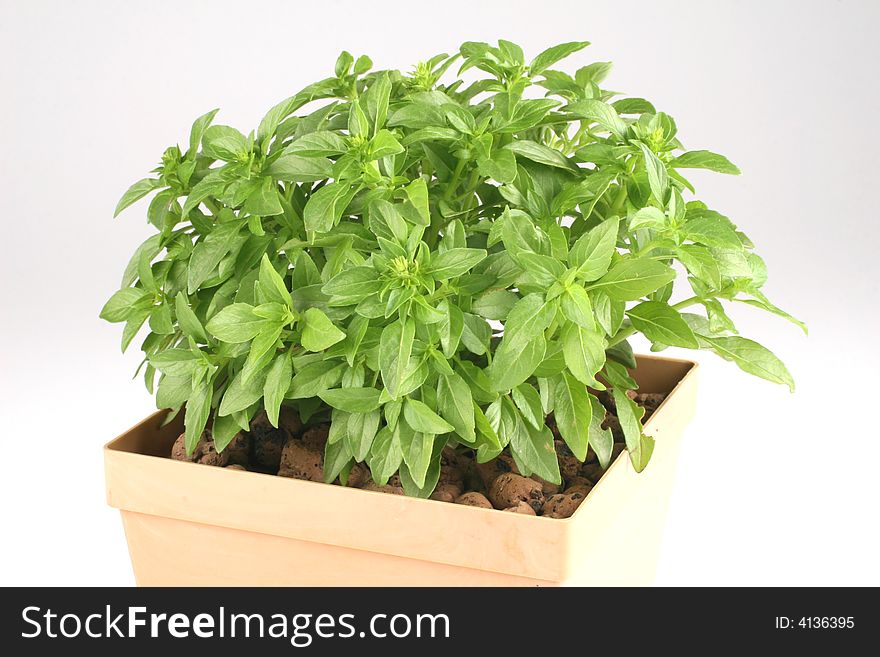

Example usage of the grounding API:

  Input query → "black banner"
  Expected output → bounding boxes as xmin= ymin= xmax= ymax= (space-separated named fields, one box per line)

xmin=1 ymin=587 xmax=871 ymax=653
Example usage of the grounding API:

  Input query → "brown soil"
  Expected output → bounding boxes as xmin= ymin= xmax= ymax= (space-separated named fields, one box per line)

xmin=170 ymin=392 xmax=665 ymax=519
xmin=488 ymin=473 xmax=545 ymax=513
xmin=170 ymin=432 xmax=229 ymax=467
xmin=278 ymin=439 xmax=324 ymax=482
xmin=503 ymin=501 xmax=537 ymax=515
xmin=455 ymin=492 xmax=493 ymax=508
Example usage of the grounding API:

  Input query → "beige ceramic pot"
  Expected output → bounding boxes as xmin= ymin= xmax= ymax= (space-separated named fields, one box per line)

xmin=105 ymin=354 xmax=698 ymax=586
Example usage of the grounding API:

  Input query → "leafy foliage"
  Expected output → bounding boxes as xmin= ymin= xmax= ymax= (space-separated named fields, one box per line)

xmin=102 ymin=40 xmax=802 ymax=493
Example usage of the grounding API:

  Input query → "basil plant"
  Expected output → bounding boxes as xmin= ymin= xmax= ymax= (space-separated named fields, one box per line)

xmin=102 ymin=40 xmax=802 ymax=496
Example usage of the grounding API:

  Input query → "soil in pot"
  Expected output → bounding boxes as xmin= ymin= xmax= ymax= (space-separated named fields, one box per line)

xmin=169 ymin=392 xmax=666 ymax=519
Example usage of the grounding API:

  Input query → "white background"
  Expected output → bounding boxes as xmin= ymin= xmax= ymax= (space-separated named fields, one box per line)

xmin=2 ymin=0 xmax=878 ymax=586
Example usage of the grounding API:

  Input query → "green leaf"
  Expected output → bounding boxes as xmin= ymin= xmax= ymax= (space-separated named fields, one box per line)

xmin=612 ymin=387 xmax=653 ymax=472
xmin=500 ymin=294 xmax=557 ymax=352
xmin=319 ymin=387 xmax=382 ymax=413
xmin=368 ymin=426 xmax=403 ymax=485
xmin=683 ymin=210 xmax=742 ymax=249
xmin=346 ymin=410 xmax=381 ymax=462
xmin=636 ymin=142 xmax=669 ymax=202
xmin=672 ymin=150 xmax=741 ymax=175
xmin=368 ymin=199 xmax=407 ymax=243
xmin=219 ymin=362 xmax=266 ymax=417
xmin=265 ymin=154 xmax=333 ymax=181
xmin=703 ymin=336 xmax=795 ymax=391
xmin=530 ymin=41 xmax=590 ymax=75
xmin=257 ymin=254 xmax=291 ymax=308
xmin=427 ymin=248 xmax=487 ymax=280
xmin=437 ymin=373 xmax=476 ymax=443
xmin=182 ymin=174 xmax=226 ymax=218
xmin=322 ymin=266 xmax=383 ymax=300
xmin=114 ymin=178 xmax=161 ymax=217
xmin=677 ymin=244 xmax=721 ymax=288
xmin=206 ymin=303 xmax=268 ymax=343
xmin=627 ymin=301 xmax=699 ymax=348
xmin=628 ymin=206 xmax=666 ymax=230
xmin=188 ymin=108 xmax=219 ymax=156
xmin=474 ymin=402 xmax=502 ymax=454
xmin=174 ymin=293 xmax=207 ymax=342
xmin=734 ymin=291 xmax=808 ymax=335
xmin=263 ymin=351 xmax=292 ymax=427
xmin=184 ymin=378 xmax=213 ymax=456
xmin=403 ymin=398 xmax=454 ymax=434
xmin=284 ymin=130 xmax=348 ymax=157
xmin=149 ymin=349 xmax=201 ymax=378
xmin=552 ymin=371 xmax=592 ymax=460
xmin=591 ymin=290 xmax=624 ymax=336
xmin=561 ymin=284 xmax=595 ymax=330
xmin=304 ymin=182 xmax=356 ymax=234
xmin=256 ymin=94 xmax=305 ymax=147
xmin=399 ymin=422 xmax=434 ymax=489
xmin=577 ymin=61 xmax=613 ymax=85
xmin=603 ymin=360 xmax=638 ymax=390
xmin=398 ymin=422 xmax=435 ymax=489
xmin=156 ymin=374 xmax=191 ymax=409
xmin=323 ymin=439 xmax=354 ymax=484
xmin=591 ymin=258 xmax=675 ymax=301
xmin=288 ymin=361 xmax=345 ymax=399
xmin=202 ymin=125 xmax=248 ymax=161
xmin=100 ymin=287 xmax=153 ymax=323
xmin=301 ymin=307 xmax=345 ymax=351
xmin=211 ymin=413 xmax=241 ymax=453
xmin=149 ymin=303 xmax=174 ymax=334
xmin=512 ymin=383 xmax=545 ymax=430
xmin=517 ymin=252 xmax=565 ymax=286
xmin=363 ymin=72 xmax=391 ymax=134
xmin=562 ymin=322 xmax=605 ymax=386
xmin=335 ymin=50 xmax=354 ymax=76
xmin=607 ymin=339 xmax=637 ymax=369
xmin=402 ymin=126 xmax=461 ymax=146
xmin=567 ymin=99 xmax=627 ymax=139
xmin=369 ymin=129 xmax=404 ymax=159
xmin=439 ymin=301 xmax=464 ymax=358
xmin=506 ymin=399 xmax=561 ymax=484
xmin=348 ymin=99 xmax=369 ymax=137
xmin=497 ymin=99 xmax=560 ymax=133
xmin=588 ymin=394 xmax=614 ymax=468
xmin=403 ymin=178 xmax=430 ymax=226
xmin=244 ymin=178 xmax=283 ymax=216
xmin=612 ymin=97 xmax=655 ymax=114
xmin=506 ymin=140 xmax=575 ymax=171
xmin=399 ymin=446 xmax=443 ymax=498
xmin=488 ymin=334 xmax=546 ymax=392
xmin=242 ymin=324 xmax=282 ymax=381
xmin=121 ymin=234 xmax=163 ymax=287
xmin=187 ymin=222 xmax=241 ymax=294
xmin=252 ymin=301 xmax=288 ymax=322
xmin=472 ymin=289 xmax=518 ymax=321
xmin=569 ymin=217 xmax=619 ymax=281
xmin=379 ymin=318 xmax=415 ymax=399
xmin=477 ymin=148 xmax=517 ymax=183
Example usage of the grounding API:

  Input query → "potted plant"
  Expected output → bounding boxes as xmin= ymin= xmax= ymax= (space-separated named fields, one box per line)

xmin=102 ymin=40 xmax=802 ymax=586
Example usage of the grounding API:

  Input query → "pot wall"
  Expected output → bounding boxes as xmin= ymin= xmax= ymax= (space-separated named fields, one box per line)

xmin=105 ymin=355 xmax=698 ymax=586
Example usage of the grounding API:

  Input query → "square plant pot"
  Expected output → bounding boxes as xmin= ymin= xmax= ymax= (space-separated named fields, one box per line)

xmin=105 ymin=354 xmax=698 ymax=586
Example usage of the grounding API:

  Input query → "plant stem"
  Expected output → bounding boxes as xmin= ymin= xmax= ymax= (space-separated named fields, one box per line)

xmin=606 ymin=325 xmax=636 ymax=348
xmin=443 ymin=158 xmax=466 ymax=202
xmin=425 ymin=158 xmax=469 ymax=248
xmin=672 ymin=296 xmax=700 ymax=311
